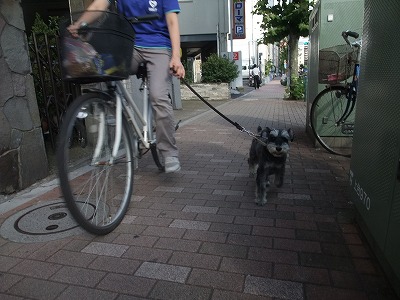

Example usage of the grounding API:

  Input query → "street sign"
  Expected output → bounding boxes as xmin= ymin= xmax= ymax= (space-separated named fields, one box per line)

xmin=232 ymin=0 xmax=246 ymax=39
xmin=233 ymin=51 xmax=239 ymax=60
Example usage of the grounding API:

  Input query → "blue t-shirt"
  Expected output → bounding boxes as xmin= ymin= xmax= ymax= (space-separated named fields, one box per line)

xmin=116 ymin=0 xmax=180 ymax=49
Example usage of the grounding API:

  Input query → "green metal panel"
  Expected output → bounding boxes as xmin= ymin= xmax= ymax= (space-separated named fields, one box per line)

xmin=306 ymin=0 xmax=364 ymax=137
xmin=349 ymin=0 xmax=400 ymax=294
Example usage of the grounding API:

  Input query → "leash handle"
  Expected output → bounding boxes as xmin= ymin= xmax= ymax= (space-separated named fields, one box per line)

xmin=180 ymin=78 xmax=244 ymax=131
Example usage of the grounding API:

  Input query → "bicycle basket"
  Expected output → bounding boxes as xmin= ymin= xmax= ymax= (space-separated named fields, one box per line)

xmin=318 ymin=44 xmax=356 ymax=84
xmin=60 ymin=10 xmax=135 ymax=84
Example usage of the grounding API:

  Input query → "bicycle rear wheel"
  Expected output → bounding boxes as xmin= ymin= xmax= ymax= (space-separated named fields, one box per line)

xmin=310 ymin=86 xmax=355 ymax=157
xmin=57 ymin=92 xmax=135 ymax=235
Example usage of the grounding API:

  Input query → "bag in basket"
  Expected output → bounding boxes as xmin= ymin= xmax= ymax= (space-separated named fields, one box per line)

xmin=62 ymin=36 xmax=103 ymax=78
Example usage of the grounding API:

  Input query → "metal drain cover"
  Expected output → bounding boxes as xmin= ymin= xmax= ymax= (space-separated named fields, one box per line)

xmin=0 ymin=199 xmax=85 ymax=243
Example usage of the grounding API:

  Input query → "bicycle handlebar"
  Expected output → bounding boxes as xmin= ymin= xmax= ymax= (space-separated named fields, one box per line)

xmin=77 ymin=13 xmax=160 ymax=33
xmin=128 ymin=14 xmax=160 ymax=24
xmin=342 ymin=30 xmax=360 ymax=45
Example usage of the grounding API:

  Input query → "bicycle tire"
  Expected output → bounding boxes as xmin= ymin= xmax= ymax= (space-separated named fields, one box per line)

xmin=310 ymin=86 xmax=355 ymax=158
xmin=57 ymin=92 xmax=135 ymax=235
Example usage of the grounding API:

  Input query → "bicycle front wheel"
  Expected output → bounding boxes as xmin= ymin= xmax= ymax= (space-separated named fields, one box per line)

xmin=57 ymin=92 xmax=135 ymax=235
xmin=146 ymin=105 xmax=165 ymax=171
xmin=310 ymin=86 xmax=355 ymax=157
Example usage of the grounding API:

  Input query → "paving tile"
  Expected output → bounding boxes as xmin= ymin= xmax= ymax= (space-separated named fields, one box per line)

xmin=168 ymin=251 xmax=221 ymax=270
xmin=296 ymin=229 xmax=345 ymax=243
xmin=112 ymin=234 xmax=158 ymax=247
xmin=248 ymin=247 xmax=298 ymax=265
xmin=122 ymin=246 xmax=172 ymax=263
xmin=252 ymin=226 xmax=295 ymax=238
xmin=274 ymin=237 xmax=321 ymax=253
xmin=81 ymin=242 xmax=129 ymax=257
xmin=135 ymin=261 xmax=191 ymax=283
xmin=7 ymin=277 xmax=67 ymax=300
xmin=150 ymin=281 xmax=211 ymax=300
xmin=51 ymin=265 xmax=105 ymax=287
xmin=88 ymin=255 xmax=140 ymax=274
xmin=213 ymin=189 xmax=244 ymax=196
xmin=196 ymin=213 xmax=235 ymax=224
xmin=142 ymin=225 xmax=185 ymax=238
xmin=169 ymin=219 xmax=211 ymax=231
xmin=149 ymin=203 xmax=186 ymax=211
xmin=97 ymin=273 xmax=155 ymax=297
xmin=0 ymin=255 xmax=22 ymax=272
xmin=158 ymin=210 xmax=197 ymax=220
xmin=154 ymin=186 xmax=184 ymax=193
xmin=27 ymin=239 xmax=76 ymax=261
xmin=47 ymin=249 xmax=97 ymax=267
xmin=9 ymin=259 xmax=61 ymax=279
xmin=0 ymin=273 xmax=23 ymax=293
xmin=300 ymin=252 xmax=354 ymax=272
xmin=183 ymin=229 xmax=227 ymax=243
xmin=227 ymin=233 xmax=273 ymax=248
xmin=330 ymin=270 xmax=363 ymax=290
xmin=211 ymin=289 xmax=273 ymax=300
xmin=131 ymin=216 xmax=173 ymax=227
xmin=4 ymin=243 xmax=45 ymax=259
xmin=244 ymin=275 xmax=304 ymax=300
xmin=234 ymin=216 xmax=274 ymax=227
xmin=200 ymin=242 xmax=248 ymax=258
xmin=209 ymin=223 xmax=252 ymax=234
xmin=182 ymin=205 xmax=218 ymax=214
xmin=56 ymin=285 xmax=117 ymax=300
xmin=220 ymin=257 xmax=273 ymax=277
xmin=274 ymin=264 xmax=330 ymax=285
xmin=154 ymin=237 xmax=201 ymax=252
xmin=304 ymin=284 xmax=368 ymax=300
xmin=187 ymin=268 xmax=244 ymax=292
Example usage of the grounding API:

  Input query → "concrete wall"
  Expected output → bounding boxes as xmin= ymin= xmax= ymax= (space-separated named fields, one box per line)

xmin=180 ymin=83 xmax=229 ymax=101
xmin=0 ymin=0 xmax=48 ymax=195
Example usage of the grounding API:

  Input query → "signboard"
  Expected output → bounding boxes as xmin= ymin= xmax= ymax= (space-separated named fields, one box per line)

xmin=232 ymin=0 xmax=246 ymax=39
xmin=233 ymin=51 xmax=239 ymax=60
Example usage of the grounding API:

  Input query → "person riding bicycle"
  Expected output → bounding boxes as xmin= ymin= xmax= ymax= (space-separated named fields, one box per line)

xmin=68 ymin=0 xmax=185 ymax=173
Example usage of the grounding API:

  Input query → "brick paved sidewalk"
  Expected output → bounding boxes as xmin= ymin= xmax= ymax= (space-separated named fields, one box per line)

xmin=0 ymin=79 xmax=398 ymax=299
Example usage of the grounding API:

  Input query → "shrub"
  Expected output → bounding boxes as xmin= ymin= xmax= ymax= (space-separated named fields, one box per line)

xmin=201 ymin=53 xmax=238 ymax=83
xmin=285 ymin=75 xmax=305 ymax=100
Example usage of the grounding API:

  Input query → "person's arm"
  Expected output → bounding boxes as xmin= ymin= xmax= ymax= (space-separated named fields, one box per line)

xmin=166 ymin=12 xmax=185 ymax=79
xmin=68 ymin=0 xmax=110 ymax=36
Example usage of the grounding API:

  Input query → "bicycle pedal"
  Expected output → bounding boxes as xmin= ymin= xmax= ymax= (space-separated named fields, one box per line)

xmin=341 ymin=123 xmax=354 ymax=134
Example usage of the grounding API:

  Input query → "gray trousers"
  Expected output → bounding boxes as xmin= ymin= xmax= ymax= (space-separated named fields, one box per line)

xmin=130 ymin=47 xmax=179 ymax=158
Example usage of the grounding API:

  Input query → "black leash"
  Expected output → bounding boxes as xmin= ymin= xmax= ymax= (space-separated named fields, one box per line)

xmin=180 ymin=78 xmax=268 ymax=146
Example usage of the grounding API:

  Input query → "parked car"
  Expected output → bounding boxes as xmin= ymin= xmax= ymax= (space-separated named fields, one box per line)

xmin=241 ymin=65 xmax=250 ymax=80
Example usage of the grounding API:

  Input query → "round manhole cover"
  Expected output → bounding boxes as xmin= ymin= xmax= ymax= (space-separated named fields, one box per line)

xmin=0 ymin=199 xmax=87 ymax=243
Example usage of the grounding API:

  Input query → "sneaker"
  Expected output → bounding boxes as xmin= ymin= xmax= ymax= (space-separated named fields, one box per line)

xmin=164 ymin=156 xmax=181 ymax=173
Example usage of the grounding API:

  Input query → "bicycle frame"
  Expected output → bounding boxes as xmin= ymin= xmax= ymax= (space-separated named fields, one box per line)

xmin=334 ymin=39 xmax=362 ymax=127
xmin=91 ymin=77 xmax=152 ymax=167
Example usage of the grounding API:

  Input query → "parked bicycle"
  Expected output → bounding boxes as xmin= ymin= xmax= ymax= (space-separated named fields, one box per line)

xmin=57 ymin=11 xmax=166 ymax=235
xmin=310 ymin=30 xmax=361 ymax=157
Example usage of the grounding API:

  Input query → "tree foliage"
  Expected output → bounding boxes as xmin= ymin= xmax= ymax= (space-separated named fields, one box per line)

xmin=253 ymin=0 xmax=311 ymax=45
xmin=253 ymin=0 xmax=312 ymax=99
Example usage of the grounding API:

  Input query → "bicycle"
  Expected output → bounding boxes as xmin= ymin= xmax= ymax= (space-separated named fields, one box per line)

xmin=310 ymin=30 xmax=361 ymax=157
xmin=57 ymin=11 xmax=166 ymax=235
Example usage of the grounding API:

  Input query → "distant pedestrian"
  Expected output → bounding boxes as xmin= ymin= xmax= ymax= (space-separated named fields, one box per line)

xmin=251 ymin=64 xmax=261 ymax=89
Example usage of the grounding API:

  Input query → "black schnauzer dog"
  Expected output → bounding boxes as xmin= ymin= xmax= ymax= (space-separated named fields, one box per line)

xmin=248 ymin=126 xmax=294 ymax=206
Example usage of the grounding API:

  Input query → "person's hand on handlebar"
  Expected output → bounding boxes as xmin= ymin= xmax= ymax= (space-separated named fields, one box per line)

xmin=67 ymin=22 xmax=83 ymax=38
